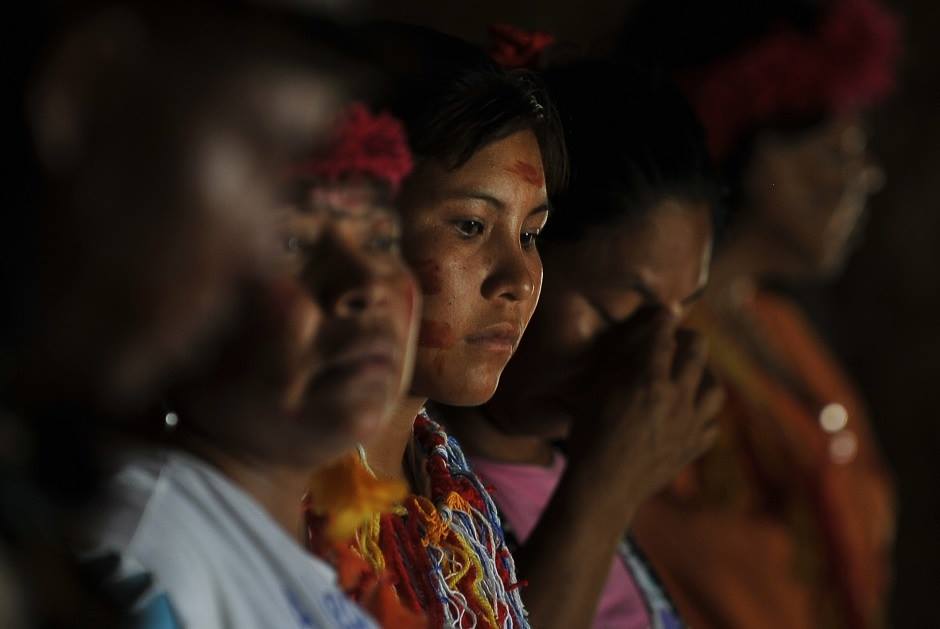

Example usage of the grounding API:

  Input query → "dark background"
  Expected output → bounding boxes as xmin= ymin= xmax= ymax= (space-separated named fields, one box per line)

xmin=369 ymin=1 xmax=940 ymax=625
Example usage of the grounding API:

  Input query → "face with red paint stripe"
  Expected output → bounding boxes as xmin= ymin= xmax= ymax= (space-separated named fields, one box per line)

xmin=398 ymin=130 xmax=548 ymax=405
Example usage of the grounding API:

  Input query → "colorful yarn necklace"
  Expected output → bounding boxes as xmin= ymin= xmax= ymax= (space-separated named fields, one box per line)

xmin=357 ymin=410 xmax=530 ymax=629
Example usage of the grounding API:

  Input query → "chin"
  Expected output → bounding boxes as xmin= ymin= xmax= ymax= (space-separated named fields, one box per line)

xmin=307 ymin=392 xmax=395 ymax=447
xmin=412 ymin=368 xmax=500 ymax=408
xmin=487 ymin=393 xmax=571 ymax=440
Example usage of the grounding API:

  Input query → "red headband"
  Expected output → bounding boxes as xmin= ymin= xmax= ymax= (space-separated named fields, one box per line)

xmin=679 ymin=0 xmax=900 ymax=159
xmin=487 ymin=23 xmax=555 ymax=69
xmin=292 ymin=103 xmax=414 ymax=194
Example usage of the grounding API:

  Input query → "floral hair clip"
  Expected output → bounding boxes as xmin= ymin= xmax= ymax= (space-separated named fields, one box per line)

xmin=291 ymin=102 xmax=414 ymax=194
xmin=487 ymin=23 xmax=556 ymax=70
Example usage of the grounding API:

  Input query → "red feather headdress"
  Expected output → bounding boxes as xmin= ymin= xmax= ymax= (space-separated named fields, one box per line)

xmin=292 ymin=103 xmax=413 ymax=194
xmin=487 ymin=23 xmax=556 ymax=69
xmin=679 ymin=0 xmax=901 ymax=159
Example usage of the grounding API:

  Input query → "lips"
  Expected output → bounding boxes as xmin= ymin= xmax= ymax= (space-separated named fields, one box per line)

xmin=316 ymin=334 xmax=400 ymax=381
xmin=464 ymin=322 xmax=522 ymax=352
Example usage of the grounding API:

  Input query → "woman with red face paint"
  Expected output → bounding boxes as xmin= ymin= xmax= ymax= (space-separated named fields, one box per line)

xmin=617 ymin=1 xmax=900 ymax=627
xmin=307 ymin=24 xmax=567 ymax=629
xmin=442 ymin=59 xmax=725 ymax=629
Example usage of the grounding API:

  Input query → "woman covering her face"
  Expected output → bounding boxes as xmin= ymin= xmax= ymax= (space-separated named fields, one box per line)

xmin=306 ymin=24 xmax=567 ymax=629
xmin=77 ymin=14 xmax=420 ymax=628
xmin=443 ymin=59 xmax=724 ymax=629
xmin=618 ymin=1 xmax=900 ymax=627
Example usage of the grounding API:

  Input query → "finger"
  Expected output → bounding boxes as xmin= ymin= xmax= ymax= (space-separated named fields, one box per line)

xmin=646 ymin=313 xmax=679 ymax=383
xmin=696 ymin=381 xmax=726 ymax=427
xmin=693 ymin=421 xmax=721 ymax=459
xmin=681 ymin=414 xmax=721 ymax=465
xmin=672 ymin=328 xmax=708 ymax=394
xmin=590 ymin=304 xmax=667 ymax=359
xmin=571 ymin=304 xmax=672 ymax=388
xmin=695 ymin=367 xmax=719 ymax=404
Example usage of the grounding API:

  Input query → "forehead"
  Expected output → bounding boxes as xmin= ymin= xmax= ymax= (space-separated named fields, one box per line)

xmin=218 ymin=66 xmax=342 ymax=154
xmin=614 ymin=201 xmax=710 ymax=263
xmin=415 ymin=129 xmax=548 ymax=208
xmin=575 ymin=198 xmax=712 ymax=286
xmin=307 ymin=180 xmax=394 ymax=217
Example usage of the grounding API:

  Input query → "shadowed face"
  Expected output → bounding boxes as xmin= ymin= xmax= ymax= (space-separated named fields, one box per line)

xmin=27 ymin=7 xmax=343 ymax=410
xmin=488 ymin=198 xmax=713 ymax=439
xmin=399 ymin=130 xmax=549 ymax=406
xmin=173 ymin=178 xmax=420 ymax=466
xmin=745 ymin=113 xmax=884 ymax=277
xmin=279 ymin=180 xmax=419 ymax=450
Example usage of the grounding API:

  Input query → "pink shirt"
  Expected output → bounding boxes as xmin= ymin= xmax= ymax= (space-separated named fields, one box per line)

xmin=470 ymin=452 xmax=651 ymax=629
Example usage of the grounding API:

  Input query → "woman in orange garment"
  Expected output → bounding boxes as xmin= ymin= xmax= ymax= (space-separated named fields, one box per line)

xmin=618 ymin=1 xmax=900 ymax=627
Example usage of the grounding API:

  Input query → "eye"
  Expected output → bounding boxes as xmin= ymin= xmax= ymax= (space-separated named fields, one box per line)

xmin=367 ymin=234 xmax=401 ymax=253
xmin=281 ymin=234 xmax=310 ymax=274
xmin=590 ymin=300 xmax=616 ymax=325
xmin=520 ymin=228 xmax=541 ymax=249
xmin=453 ymin=219 xmax=485 ymax=238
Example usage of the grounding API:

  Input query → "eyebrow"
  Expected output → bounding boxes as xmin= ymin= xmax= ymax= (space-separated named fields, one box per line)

xmin=612 ymin=273 xmax=706 ymax=308
xmin=613 ymin=273 xmax=658 ymax=303
xmin=303 ymin=200 xmax=398 ymax=226
xmin=439 ymin=188 xmax=551 ymax=217
xmin=440 ymin=188 xmax=505 ymax=209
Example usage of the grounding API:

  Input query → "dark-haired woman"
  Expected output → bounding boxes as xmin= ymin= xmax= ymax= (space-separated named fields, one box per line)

xmin=309 ymin=25 xmax=567 ymax=628
xmin=442 ymin=60 xmax=724 ymax=629
xmin=619 ymin=1 xmax=899 ymax=627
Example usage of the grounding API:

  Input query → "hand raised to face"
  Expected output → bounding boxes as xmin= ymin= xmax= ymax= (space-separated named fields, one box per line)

xmin=558 ymin=306 xmax=725 ymax=521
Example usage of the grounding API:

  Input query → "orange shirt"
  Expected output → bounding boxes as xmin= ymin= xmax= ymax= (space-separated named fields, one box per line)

xmin=634 ymin=290 xmax=894 ymax=629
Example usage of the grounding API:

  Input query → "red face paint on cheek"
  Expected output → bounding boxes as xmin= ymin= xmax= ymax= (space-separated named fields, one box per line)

xmin=507 ymin=160 xmax=544 ymax=187
xmin=413 ymin=259 xmax=443 ymax=295
xmin=418 ymin=319 xmax=455 ymax=349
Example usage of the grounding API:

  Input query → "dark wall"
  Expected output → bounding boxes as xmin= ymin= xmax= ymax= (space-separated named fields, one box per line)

xmin=828 ymin=0 xmax=940 ymax=624
xmin=369 ymin=1 xmax=940 ymax=625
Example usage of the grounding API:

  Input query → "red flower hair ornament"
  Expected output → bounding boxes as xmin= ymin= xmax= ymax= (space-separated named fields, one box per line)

xmin=487 ymin=23 xmax=556 ymax=69
xmin=680 ymin=0 xmax=901 ymax=159
xmin=292 ymin=103 xmax=414 ymax=195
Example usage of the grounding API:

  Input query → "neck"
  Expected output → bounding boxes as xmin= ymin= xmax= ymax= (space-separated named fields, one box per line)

xmin=179 ymin=432 xmax=310 ymax=541
xmin=445 ymin=406 xmax=555 ymax=466
xmin=362 ymin=394 xmax=426 ymax=483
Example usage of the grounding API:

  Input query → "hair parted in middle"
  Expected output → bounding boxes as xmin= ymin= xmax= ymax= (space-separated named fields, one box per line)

xmin=361 ymin=22 xmax=568 ymax=197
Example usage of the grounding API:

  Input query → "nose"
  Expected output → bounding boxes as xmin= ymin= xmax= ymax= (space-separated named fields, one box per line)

xmin=481 ymin=239 xmax=538 ymax=303
xmin=308 ymin=234 xmax=390 ymax=318
xmin=665 ymin=300 xmax=686 ymax=320
xmin=841 ymin=124 xmax=884 ymax=196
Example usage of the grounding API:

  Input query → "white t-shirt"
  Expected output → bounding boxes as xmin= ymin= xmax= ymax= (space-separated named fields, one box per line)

xmin=83 ymin=449 xmax=376 ymax=629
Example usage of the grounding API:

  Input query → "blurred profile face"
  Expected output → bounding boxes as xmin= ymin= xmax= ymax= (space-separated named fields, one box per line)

xmin=27 ymin=7 xmax=342 ymax=411
xmin=744 ymin=113 xmax=884 ymax=277
xmin=398 ymin=130 xmax=548 ymax=406
xmin=279 ymin=180 xmax=419 ymax=453
xmin=488 ymin=199 xmax=713 ymax=439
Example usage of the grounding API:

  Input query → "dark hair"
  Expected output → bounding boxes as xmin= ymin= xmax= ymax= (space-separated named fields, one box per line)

xmin=362 ymin=23 xmax=568 ymax=196
xmin=617 ymin=0 xmax=828 ymax=75
xmin=542 ymin=59 xmax=721 ymax=241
